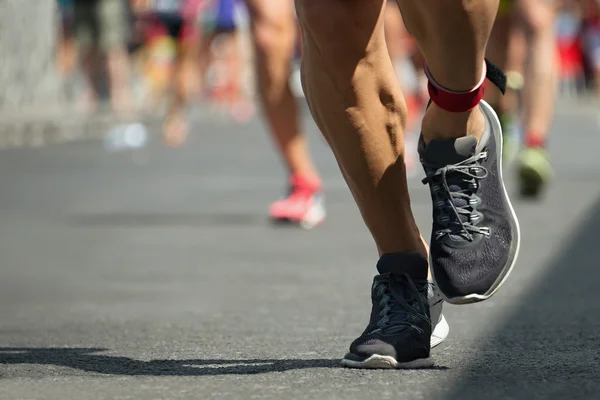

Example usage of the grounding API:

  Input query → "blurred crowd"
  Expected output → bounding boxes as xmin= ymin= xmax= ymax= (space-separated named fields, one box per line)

xmin=48 ymin=0 xmax=600 ymax=224
xmin=56 ymin=0 xmax=255 ymax=147
xmin=53 ymin=0 xmax=599 ymax=194
xmin=54 ymin=0 xmax=600 ymax=137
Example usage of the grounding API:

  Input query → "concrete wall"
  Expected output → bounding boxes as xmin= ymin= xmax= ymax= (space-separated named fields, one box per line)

xmin=0 ymin=0 xmax=61 ymax=112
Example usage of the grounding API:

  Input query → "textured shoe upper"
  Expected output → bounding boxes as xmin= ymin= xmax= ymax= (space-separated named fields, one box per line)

xmin=420 ymin=135 xmax=490 ymax=245
xmin=348 ymin=253 xmax=433 ymax=362
xmin=418 ymin=108 xmax=514 ymax=297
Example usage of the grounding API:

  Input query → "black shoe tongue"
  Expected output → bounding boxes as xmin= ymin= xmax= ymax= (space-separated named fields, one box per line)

xmin=377 ymin=253 xmax=428 ymax=280
xmin=419 ymin=135 xmax=478 ymax=166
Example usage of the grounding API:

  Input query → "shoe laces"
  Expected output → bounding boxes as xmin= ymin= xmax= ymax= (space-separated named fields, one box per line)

xmin=422 ymin=152 xmax=491 ymax=242
xmin=373 ymin=273 xmax=428 ymax=335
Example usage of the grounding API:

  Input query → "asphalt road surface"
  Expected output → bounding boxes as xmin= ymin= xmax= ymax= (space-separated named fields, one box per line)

xmin=1 ymin=101 xmax=599 ymax=399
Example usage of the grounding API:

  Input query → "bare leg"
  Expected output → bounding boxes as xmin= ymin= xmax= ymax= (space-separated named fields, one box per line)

xmin=503 ymin=19 xmax=527 ymax=113
xmin=197 ymin=29 xmax=217 ymax=97
xmin=484 ymin=14 xmax=512 ymax=111
xmin=296 ymin=0 xmax=424 ymax=255
xmin=100 ymin=0 xmax=135 ymax=117
xmin=246 ymin=0 xmax=319 ymax=179
xmin=297 ymin=0 xmax=519 ymax=369
xmin=384 ymin=1 xmax=404 ymax=62
xmin=398 ymin=0 xmax=519 ymax=303
xmin=106 ymin=47 xmax=135 ymax=117
xmin=57 ymin=31 xmax=78 ymax=79
xmin=163 ymin=51 xmax=190 ymax=148
xmin=485 ymin=10 xmax=525 ymax=163
xmin=383 ymin=1 xmax=416 ymax=123
xmin=216 ymin=31 xmax=243 ymax=106
xmin=384 ymin=2 xmax=422 ymax=177
xmin=514 ymin=0 xmax=556 ymax=197
xmin=296 ymin=0 xmax=500 ymax=254
xmin=296 ymin=0 xmax=520 ymax=294
xmin=80 ymin=47 xmax=103 ymax=114
xmin=518 ymin=0 xmax=557 ymax=144
xmin=397 ymin=0 xmax=499 ymax=143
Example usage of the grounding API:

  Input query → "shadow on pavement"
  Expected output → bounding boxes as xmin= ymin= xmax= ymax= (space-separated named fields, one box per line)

xmin=444 ymin=196 xmax=600 ymax=399
xmin=0 ymin=348 xmax=450 ymax=376
xmin=3 ymin=201 xmax=599 ymax=391
xmin=0 ymin=347 xmax=341 ymax=376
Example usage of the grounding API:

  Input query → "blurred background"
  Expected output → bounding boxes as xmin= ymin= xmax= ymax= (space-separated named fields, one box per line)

xmin=2 ymin=0 xmax=599 ymax=142
xmin=1 ymin=1 xmax=600 ymax=399
xmin=2 ymin=0 xmax=599 ymax=159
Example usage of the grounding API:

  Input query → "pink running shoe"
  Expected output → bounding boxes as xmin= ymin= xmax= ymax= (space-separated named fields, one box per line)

xmin=269 ymin=174 xmax=326 ymax=229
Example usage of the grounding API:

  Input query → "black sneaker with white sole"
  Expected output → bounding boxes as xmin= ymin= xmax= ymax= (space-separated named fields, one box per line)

xmin=419 ymin=100 xmax=521 ymax=304
xmin=342 ymin=253 xmax=449 ymax=369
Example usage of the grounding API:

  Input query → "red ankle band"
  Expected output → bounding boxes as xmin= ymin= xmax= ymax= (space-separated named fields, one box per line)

xmin=425 ymin=63 xmax=487 ymax=113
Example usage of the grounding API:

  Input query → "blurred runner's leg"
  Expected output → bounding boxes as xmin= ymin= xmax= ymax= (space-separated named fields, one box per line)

xmin=246 ymin=0 xmax=325 ymax=228
xmin=515 ymin=0 xmax=557 ymax=197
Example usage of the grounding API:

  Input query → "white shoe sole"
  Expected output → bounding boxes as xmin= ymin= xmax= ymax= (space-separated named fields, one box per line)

xmin=341 ymin=315 xmax=449 ymax=369
xmin=341 ymin=355 xmax=434 ymax=369
xmin=431 ymin=315 xmax=449 ymax=348
xmin=435 ymin=100 xmax=522 ymax=305
xmin=299 ymin=201 xmax=326 ymax=230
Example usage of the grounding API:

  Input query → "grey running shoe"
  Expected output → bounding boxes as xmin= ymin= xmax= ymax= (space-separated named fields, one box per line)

xmin=342 ymin=253 xmax=449 ymax=369
xmin=419 ymin=100 xmax=521 ymax=304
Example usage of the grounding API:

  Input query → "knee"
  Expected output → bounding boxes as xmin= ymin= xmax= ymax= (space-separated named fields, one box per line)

xmin=250 ymin=2 xmax=296 ymax=56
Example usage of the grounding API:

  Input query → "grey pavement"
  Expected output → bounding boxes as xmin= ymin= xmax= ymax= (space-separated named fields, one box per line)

xmin=1 ymin=105 xmax=599 ymax=399
xmin=0 ymin=109 xmax=163 ymax=150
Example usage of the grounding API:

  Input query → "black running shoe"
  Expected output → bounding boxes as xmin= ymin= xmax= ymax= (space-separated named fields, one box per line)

xmin=419 ymin=100 xmax=521 ymax=304
xmin=341 ymin=253 xmax=449 ymax=369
